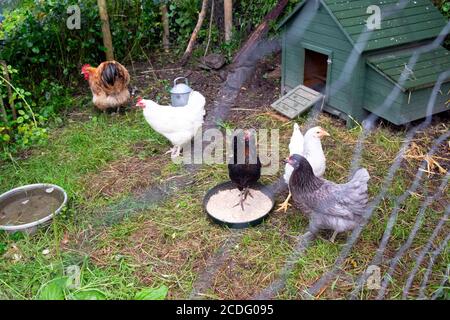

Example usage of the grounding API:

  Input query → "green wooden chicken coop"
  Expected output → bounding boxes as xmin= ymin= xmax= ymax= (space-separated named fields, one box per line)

xmin=273 ymin=0 xmax=450 ymax=126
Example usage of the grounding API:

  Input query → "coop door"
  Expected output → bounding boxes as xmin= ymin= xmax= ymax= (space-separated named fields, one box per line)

xmin=303 ymin=49 xmax=328 ymax=93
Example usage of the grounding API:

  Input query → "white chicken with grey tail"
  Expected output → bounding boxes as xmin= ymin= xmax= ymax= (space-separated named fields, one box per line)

xmin=137 ymin=91 xmax=206 ymax=158
xmin=277 ymin=125 xmax=330 ymax=212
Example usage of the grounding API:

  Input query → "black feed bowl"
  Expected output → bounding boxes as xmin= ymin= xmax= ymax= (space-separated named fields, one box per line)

xmin=203 ymin=181 xmax=275 ymax=229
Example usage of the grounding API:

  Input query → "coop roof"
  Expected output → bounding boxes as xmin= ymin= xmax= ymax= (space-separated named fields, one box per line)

xmin=278 ymin=0 xmax=448 ymax=52
xmin=366 ymin=46 xmax=450 ymax=91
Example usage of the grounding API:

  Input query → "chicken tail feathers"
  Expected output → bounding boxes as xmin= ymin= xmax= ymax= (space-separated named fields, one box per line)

xmin=352 ymin=168 xmax=370 ymax=184
xmin=345 ymin=168 xmax=370 ymax=202
xmin=101 ymin=62 xmax=129 ymax=88
xmin=289 ymin=123 xmax=304 ymax=156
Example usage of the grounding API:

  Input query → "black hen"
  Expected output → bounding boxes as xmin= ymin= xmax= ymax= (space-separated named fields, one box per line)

xmin=228 ymin=130 xmax=262 ymax=210
xmin=288 ymin=154 xmax=370 ymax=242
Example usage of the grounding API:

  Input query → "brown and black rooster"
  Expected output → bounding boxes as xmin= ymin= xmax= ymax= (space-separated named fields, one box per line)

xmin=228 ymin=130 xmax=262 ymax=210
xmin=81 ymin=61 xmax=130 ymax=111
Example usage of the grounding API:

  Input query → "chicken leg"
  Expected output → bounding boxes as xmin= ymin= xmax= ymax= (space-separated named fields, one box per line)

xmin=329 ymin=231 xmax=338 ymax=243
xmin=233 ymin=187 xmax=251 ymax=210
xmin=166 ymin=145 xmax=182 ymax=158
xmin=276 ymin=192 xmax=292 ymax=213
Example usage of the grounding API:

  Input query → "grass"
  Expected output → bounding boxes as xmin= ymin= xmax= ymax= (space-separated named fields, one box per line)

xmin=0 ymin=105 xmax=448 ymax=300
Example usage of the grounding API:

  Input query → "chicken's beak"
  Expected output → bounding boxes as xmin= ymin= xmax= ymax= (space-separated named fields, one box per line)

xmin=282 ymin=157 xmax=289 ymax=164
xmin=134 ymin=97 xmax=144 ymax=109
xmin=318 ymin=128 xmax=330 ymax=138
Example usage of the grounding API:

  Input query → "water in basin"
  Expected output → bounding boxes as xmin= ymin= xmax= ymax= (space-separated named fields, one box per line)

xmin=0 ymin=188 xmax=63 ymax=226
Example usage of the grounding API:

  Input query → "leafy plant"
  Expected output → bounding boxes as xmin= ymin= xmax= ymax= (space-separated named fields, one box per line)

xmin=435 ymin=1 xmax=450 ymax=48
xmin=439 ymin=0 xmax=450 ymax=17
xmin=0 ymin=64 xmax=47 ymax=154
xmin=70 ymin=289 xmax=107 ymax=300
xmin=168 ymin=0 xmax=203 ymax=47
xmin=37 ymin=275 xmax=168 ymax=300
xmin=134 ymin=285 xmax=169 ymax=300
xmin=38 ymin=277 xmax=69 ymax=300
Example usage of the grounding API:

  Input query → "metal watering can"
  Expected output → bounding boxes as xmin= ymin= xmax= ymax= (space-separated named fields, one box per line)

xmin=170 ymin=77 xmax=192 ymax=107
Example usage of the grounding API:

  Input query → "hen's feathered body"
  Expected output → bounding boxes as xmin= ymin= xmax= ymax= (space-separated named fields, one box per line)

xmin=303 ymin=128 xmax=327 ymax=177
xmin=228 ymin=132 xmax=261 ymax=210
xmin=289 ymin=154 xmax=370 ymax=236
xmin=228 ymin=134 xmax=262 ymax=191
xmin=138 ymin=91 xmax=206 ymax=157
xmin=81 ymin=61 xmax=130 ymax=110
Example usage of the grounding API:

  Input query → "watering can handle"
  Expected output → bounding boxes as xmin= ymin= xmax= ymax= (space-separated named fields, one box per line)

xmin=174 ymin=77 xmax=189 ymax=86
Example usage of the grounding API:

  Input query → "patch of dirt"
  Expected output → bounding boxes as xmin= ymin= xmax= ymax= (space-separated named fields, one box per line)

xmin=205 ymin=257 xmax=266 ymax=299
xmin=402 ymin=120 xmax=449 ymax=178
xmin=82 ymin=155 xmax=166 ymax=200
xmin=228 ymin=53 xmax=282 ymax=125
xmin=90 ymin=219 xmax=222 ymax=299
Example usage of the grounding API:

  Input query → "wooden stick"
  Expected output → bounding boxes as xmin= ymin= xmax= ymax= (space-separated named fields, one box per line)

xmin=97 ymin=0 xmax=115 ymax=61
xmin=204 ymin=0 xmax=215 ymax=57
xmin=180 ymin=0 xmax=209 ymax=66
xmin=140 ymin=67 xmax=182 ymax=74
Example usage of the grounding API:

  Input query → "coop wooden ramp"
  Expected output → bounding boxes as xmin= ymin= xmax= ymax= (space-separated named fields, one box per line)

xmin=271 ymin=84 xmax=323 ymax=119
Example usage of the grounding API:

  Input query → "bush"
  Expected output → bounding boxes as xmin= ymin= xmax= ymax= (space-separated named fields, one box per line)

xmin=0 ymin=0 xmax=164 ymax=153
xmin=0 ymin=64 xmax=47 ymax=153
xmin=0 ymin=0 xmax=165 ymax=87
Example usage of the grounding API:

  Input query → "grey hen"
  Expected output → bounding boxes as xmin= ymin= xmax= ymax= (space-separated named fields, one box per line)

xmin=288 ymin=154 xmax=370 ymax=242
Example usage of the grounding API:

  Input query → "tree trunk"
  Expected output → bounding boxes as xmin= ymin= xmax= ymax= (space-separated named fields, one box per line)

xmin=0 ymin=94 xmax=7 ymax=125
xmin=97 ymin=0 xmax=115 ymax=61
xmin=224 ymin=0 xmax=232 ymax=42
xmin=233 ymin=0 xmax=289 ymax=64
xmin=161 ymin=3 xmax=170 ymax=52
xmin=0 ymin=61 xmax=16 ymax=120
xmin=180 ymin=0 xmax=209 ymax=66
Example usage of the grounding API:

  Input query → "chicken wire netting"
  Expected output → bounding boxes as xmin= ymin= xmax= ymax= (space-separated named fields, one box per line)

xmin=79 ymin=0 xmax=448 ymax=300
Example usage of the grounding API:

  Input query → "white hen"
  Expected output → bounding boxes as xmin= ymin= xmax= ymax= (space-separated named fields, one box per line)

xmin=283 ymin=123 xmax=304 ymax=185
xmin=303 ymin=126 xmax=329 ymax=177
xmin=137 ymin=91 xmax=206 ymax=157
xmin=277 ymin=124 xmax=330 ymax=212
